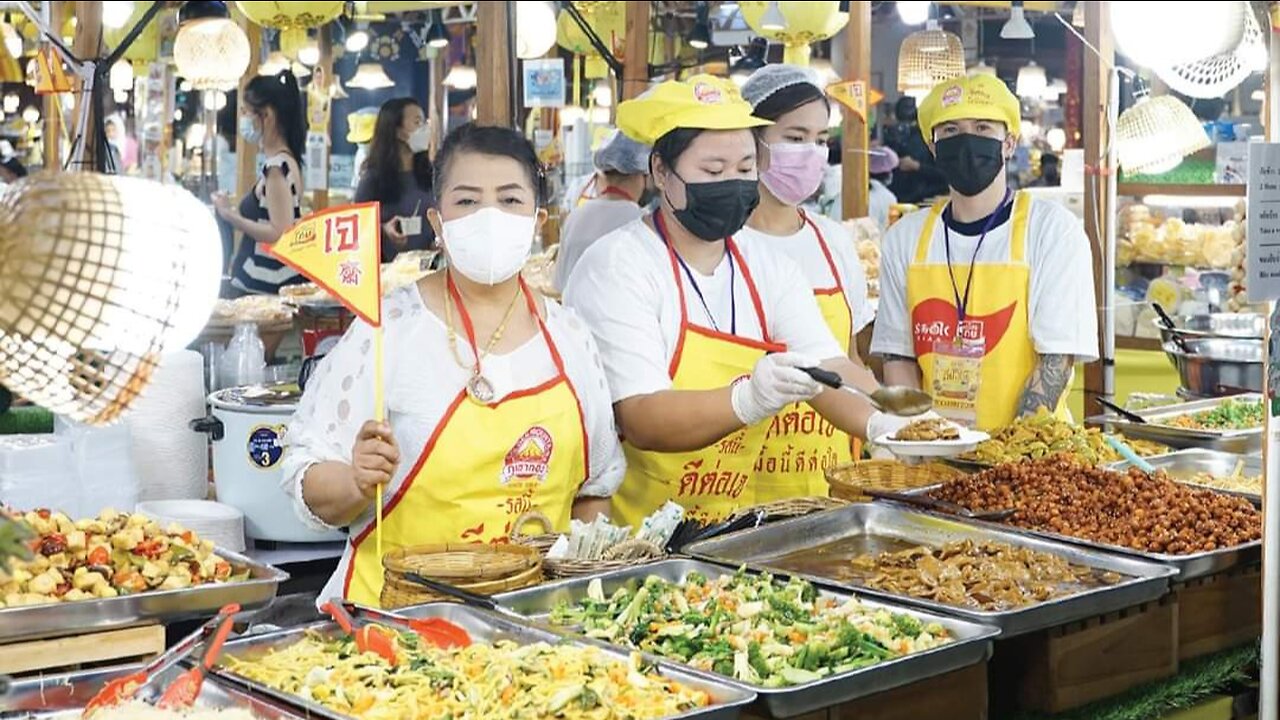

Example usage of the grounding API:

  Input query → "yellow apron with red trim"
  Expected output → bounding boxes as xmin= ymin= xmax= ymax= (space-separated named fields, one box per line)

xmin=907 ymin=191 xmax=1067 ymax=430
xmin=344 ymin=286 xmax=588 ymax=606
xmin=614 ymin=231 xmax=783 ymax=527
xmin=753 ymin=213 xmax=853 ymax=499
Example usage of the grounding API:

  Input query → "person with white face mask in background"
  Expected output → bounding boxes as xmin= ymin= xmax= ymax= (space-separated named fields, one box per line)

xmin=737 ymin=64 xmax=876 ymax=499
xmin=284 ymin=124 xmax=625 ymax=607
xmin=872 ymin=75 xmax=1098 ymax=430
xmin=355 ymin=98 xmax=436 ymax=262
xmin=566 ymin=75 xmax=923 ymax=527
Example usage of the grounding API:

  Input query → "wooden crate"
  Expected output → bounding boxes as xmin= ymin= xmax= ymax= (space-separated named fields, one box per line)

xmin=743 ymin=661 xmax=988 ymax=720
xmin=1174 ymin=565 xmax=1261 ymax=662
xmin=990 ymin=596 xmax=1179 ymax=715
xmin=0 ymin=624 xmax=164 ymax=676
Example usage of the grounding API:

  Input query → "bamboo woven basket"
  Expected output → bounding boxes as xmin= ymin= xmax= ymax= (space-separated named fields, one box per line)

xmin=379 ymin=543 xmax=543 ymax=609
xmin=509 ymin=511 xmax=559 ymax=555
xmin=731 ymin=496 xmax=849 ymax=522
xmin=825 ymin=460 xmax=963 ymax=503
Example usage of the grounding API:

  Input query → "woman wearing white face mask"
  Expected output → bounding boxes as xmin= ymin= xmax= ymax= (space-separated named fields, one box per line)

xmin=283 ymin=124 xmax=624 ymax=607
xmin=355 ymin=98 xmax=436 ymax=262
xmin=737 ymin=64 xmax=876 ymax=498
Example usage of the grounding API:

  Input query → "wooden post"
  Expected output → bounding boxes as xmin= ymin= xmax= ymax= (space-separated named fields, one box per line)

xmin=1082 ymin=0 xmax=1113 ymax=419
xmin=428 ymin=50 xmax=445 ymax=157
xmin=840 ymin=1 xmax=871 ymax=221
xmin=312 ymin=23 xmax=334 ymax=210
xmin=476 ymin=1 xmax=512 ymax=126
xmin=621 ymin=0 xmax=649 ymax=101
xmin=42 ymin=1 xmax=65 ymax=170
xmin=234 ymin=10 xmax=261 ymax=200
xmin=72 ymin=0 xmax=104 ymax=171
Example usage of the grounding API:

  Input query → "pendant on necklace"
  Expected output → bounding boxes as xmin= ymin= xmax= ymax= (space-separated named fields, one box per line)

xmin=467 ymin=373 xmax=496 ymax=404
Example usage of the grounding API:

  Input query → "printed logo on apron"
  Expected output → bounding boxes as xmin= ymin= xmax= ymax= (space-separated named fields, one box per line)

xmin=501 ymin=426 xmax=554 ymax=485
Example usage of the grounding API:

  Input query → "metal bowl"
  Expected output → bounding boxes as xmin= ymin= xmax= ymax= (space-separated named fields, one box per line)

xmin=1162 ymin=337 xmax=1263 ymax=397
xmin=1153 ymin=313 xmax=1266 ymax=346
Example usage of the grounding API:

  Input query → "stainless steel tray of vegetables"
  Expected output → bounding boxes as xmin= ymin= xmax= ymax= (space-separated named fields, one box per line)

xmin=0 ymin=544 xmax=287 ymax=643
xmin=0 ymin=663 xmax=308 ymax=718
xmin=683 ymin=505 xmax=1176 ymax=637
xmin=211 ymin=603 xmax=756 ymax=720
xmin=1107 ymin=449 xmax=1262 ymax=505
xmin=1087 ymin=394 xmax=1264 ymax=453
xmin=492 ymin=559 xmax=998 ymax=718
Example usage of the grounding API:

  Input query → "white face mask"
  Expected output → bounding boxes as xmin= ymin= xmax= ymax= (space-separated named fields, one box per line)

xmin=406 ymin=125 xmax=430 ymax=154
xmin=442 ymin=207 xmax=536 ymax=286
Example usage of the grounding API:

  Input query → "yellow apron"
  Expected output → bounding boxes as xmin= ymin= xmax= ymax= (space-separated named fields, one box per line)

xmin=753 ymin=212 xmax=853 ymax=499
xmin=907 ymin=191 xmax=1066 ymax=430
xmin=614 ymin=214 xmax=783 ymax=527
xmin=344 ymin=282 xmax=588 ymax=605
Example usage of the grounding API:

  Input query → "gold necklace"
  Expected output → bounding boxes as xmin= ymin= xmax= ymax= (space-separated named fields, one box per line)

xmin=444 ymin=273 xmax=524 ymax=403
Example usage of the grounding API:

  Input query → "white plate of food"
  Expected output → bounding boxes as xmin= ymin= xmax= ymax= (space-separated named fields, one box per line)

xmin=874 ymin=418 xmax=989 ymax=458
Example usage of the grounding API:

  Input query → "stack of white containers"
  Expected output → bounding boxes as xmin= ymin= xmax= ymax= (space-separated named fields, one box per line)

xmin=0 ymin=435 xmax=77 ymax=513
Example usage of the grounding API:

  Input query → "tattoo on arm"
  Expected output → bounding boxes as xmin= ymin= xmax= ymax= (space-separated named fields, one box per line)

xmin=1018 ymin=354 xmax=1073 ymax=416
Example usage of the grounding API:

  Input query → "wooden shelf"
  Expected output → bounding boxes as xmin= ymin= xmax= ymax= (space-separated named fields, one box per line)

xmin=1117 ymin=183 xmax=1247 ymax=198
xmin=1117 ymin=336 xmax=1164 ymax=352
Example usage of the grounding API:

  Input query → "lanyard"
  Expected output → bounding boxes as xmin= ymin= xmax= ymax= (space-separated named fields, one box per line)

xmin=943 ymin=190 xmax=1013 ymax=327
xmin=600 ymin=185 xmax=636 ymax=202
xmin=653 ymin=210 xmax=736 ymax=335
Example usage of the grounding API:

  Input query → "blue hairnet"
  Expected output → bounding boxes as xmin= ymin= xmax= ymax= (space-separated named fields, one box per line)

xmin=594 ymin=129 xmax=651 ymax=175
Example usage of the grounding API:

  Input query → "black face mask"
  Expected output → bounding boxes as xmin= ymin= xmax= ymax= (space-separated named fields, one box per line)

xmin=934 ymin=134 xmax=1006 ymax=197
xmin=666 ymin=172 xmax=759 ymax=241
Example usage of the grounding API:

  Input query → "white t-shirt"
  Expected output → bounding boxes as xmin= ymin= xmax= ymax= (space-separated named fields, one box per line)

xmin=564 ymin=218 xmax=845 ymax=403
xmin=736 ymin=212 xmax=875 ymax=340
xmin=869 ymin=179 xmax=897 ymax=232
xmin=555 ymin=197 xmax=645 ymax=292
xmin=870 ymin=195 xmax=1099 ymax=362
xmin=280 ymin=284 xmax=625 ymax=603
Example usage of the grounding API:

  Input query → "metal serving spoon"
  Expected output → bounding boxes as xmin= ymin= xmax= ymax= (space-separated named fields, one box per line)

xmin=800 ymin=367 xmax=934 ymax=416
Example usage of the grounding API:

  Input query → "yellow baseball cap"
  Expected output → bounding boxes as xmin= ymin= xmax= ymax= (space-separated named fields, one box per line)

xmin=617 ymin=74 xmax=771 ymax=146
xmin=917 ymin=74 xmax=1021 ymax=145
xmin=346 ymin=110 xmax=377 ymax=144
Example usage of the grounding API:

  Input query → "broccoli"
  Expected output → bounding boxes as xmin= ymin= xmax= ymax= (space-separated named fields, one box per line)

xmin=685 ymin=571 xmax=707 ymax=586
xmin=615 ymin=587 xmax=651 ymax=628
xmin=766 ymin=594 xmax=805 ymax=624
xmin=747 ymin=641 xmax=771 ymax=679
xmin=892 ymin=614 xmax=924 ymax=639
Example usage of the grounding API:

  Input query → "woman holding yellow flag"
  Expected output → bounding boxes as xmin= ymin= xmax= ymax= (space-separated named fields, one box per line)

xmin=282 ymin=125 xmax=623 ymax=606
xmin=565 ymin=75 xmax=919 ymax=527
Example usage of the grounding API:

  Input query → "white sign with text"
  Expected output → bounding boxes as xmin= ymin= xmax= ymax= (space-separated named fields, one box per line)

xmin=1248 ymin=143 xmax=1280 ymax=302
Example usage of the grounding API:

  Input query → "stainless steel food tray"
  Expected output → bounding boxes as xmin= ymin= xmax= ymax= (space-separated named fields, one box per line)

xmin=0 ymin=547 xmax=288 ymax=643
xmin=1107 ymin=448 xmax=1262 ymax=504
xmin=0 ymin=663 xmax=308 ymax=718
xmin=1087 ymin=393 xmax=1264 ymax=453
xmin=683 ymin=505 xmax=1176 ymax=637
xmin=491 ymin=559 xmax=997 ymax=718
xmin=211 ymin=603 xmax=756 ymax=720
xmin=894 ymin=487 xmax=1260 ymax=581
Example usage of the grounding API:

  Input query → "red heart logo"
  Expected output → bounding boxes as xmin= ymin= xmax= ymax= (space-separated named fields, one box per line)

xmin=911 ymin=299 xmax=1019 ymax=358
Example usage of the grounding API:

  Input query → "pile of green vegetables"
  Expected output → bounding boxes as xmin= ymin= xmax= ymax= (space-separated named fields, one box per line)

xmin=549 ymin=570 xmax=952 ymax=688
xmin=1170 ymin=398 xmax=1263 ymax=431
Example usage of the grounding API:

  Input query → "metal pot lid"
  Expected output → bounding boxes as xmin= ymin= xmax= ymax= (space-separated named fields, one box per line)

xmin=210 ymin=383 xmax=302 ymax=409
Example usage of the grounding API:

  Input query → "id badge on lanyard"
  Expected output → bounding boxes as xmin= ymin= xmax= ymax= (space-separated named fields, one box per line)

xmin=934 ymin=191 xmax=1011 ymax=429
xmin=931 ymin=332 xmax=984 ymax=428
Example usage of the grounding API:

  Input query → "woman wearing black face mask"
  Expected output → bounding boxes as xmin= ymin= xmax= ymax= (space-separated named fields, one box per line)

xmin=565 ymin=75 xmax=919 ymax=527
xmin=871 ymin=75 xmax=1099 ymax=431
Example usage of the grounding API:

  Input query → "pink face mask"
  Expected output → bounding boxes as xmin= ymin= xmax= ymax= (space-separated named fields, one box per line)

xmin=761 ymin=142 xmax=828 ymax=206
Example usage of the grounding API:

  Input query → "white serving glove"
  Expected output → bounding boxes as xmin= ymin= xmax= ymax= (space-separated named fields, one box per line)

xmin=730 ymin=352 xmax=823 ymax=426
xmin=865 ymin=410 xmax=943 ymax=443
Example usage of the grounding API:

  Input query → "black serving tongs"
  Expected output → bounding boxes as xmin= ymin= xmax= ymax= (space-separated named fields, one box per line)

xmin=864 ymin=488 xmax=1016 ymax=522
xmin=1152 ymin=303 xmax=1191 ymax=353
xmin=1096 ymin=398 xmax=1148 ymax=424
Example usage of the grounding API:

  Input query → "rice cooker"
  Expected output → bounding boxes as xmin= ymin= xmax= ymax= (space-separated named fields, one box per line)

xmin=191 ymin=384 xmax=346 ymax=543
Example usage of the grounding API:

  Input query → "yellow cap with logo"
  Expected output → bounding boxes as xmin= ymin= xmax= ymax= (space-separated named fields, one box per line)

xmin=917 ymin=74 xmax=1021 ymax=145
xmin=617 ymin=74 xmax=771 ymax=146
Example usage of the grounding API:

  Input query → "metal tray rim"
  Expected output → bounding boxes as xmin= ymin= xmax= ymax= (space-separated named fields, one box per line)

xmin=1105 ymin=448 xmax=1263 ymax=504
xmin=490 ymin=559 xmax=999 ymax=702
xmin=681 ymin=505 xmax=1178 ymax=631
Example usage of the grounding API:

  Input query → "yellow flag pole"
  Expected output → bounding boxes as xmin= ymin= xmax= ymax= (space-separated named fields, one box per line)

xmin=374 ymin=323 xmax=385 ymax=561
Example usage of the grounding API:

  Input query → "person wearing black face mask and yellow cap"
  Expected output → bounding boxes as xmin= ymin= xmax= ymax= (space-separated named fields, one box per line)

xmin=566 ymin=76 xmax=920 ymax=526
xmin=871 ymin=75 xmax=1098 ymax=430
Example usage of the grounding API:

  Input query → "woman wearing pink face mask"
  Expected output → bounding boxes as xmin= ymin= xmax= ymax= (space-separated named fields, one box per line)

xmin=739 ymin=64 xmax=876 ymax=498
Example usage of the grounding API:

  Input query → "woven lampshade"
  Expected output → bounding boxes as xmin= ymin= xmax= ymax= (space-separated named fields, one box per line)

xmin=0 ymin=173 xmax=221 ymax=425
xmin=173 ymin=15 xmax=251 ymax=91
xmin=898 ymin=21 xmax=965 ymax=96
xmin=1116 ymin=95 xmax=1211 ymax=175
xmin=1155 ymin=2 xmax=1264 ymax=99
